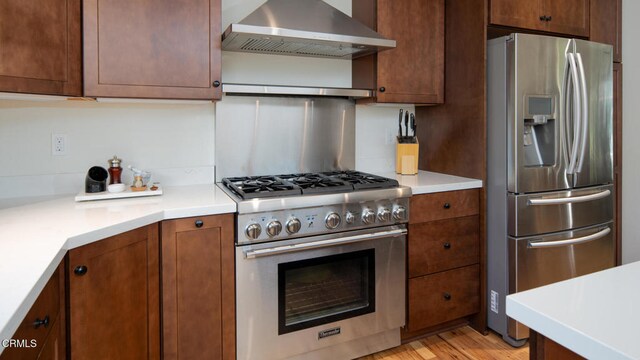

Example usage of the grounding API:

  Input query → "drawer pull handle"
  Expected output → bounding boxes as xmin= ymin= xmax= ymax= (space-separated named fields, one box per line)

xmin=443 ymin=242 xmax=451 ymax=249
xmin=443 ymin=292 xmax=452 ymax=301
xmin=74 ymin=265 xmax=88 ymax=276
xmin=443 ymin=203 xmax=451 ymax=209
xmin=195 ymin=220 xmax=204 ymax=228
xmin=33 ymin=316 xmax=49 ymax=329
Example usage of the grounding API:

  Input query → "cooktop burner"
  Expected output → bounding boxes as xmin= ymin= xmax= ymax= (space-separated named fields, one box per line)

xmin=223 ymin=176 xmax=301 ymax=199
xmin=278 ymin=173 xmax=353 ymax=195
xmin=222 ymin=171 xmax=399 ymax=200
xmin=321 ymin=170 xmax=400 ymax=190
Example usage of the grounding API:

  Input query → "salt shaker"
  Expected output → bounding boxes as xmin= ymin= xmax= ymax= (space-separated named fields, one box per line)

xmin=108 ymin=155 xmax=122 ymax=184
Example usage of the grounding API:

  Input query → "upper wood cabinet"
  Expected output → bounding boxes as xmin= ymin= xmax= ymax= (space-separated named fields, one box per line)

xmin=353 ymin=0 xmax=445 ymax=105
xmin=489 ymin=0 xmax=589 ymax=37
xmin=68 ymin=225 xmax=160 ymax=359
xmin=590 ymin=0 xmax=621 ymax=62
xmin=161 ymin=214 xmax=235 ymax=360
xmin=0 ymin=0 xmax=82 ymax=96
xmin=83 ymin=0 xmax=222 ymax=100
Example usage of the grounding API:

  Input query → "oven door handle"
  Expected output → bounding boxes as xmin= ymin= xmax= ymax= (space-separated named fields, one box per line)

xmin=244 ymin=228 xmax=407 ymax=259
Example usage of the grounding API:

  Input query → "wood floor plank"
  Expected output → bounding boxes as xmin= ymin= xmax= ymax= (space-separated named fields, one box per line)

xmin=421 ymin=335 xmax=471 ymax=360
xmin=438 ymin=327 xmax=529 ymax=360
xmin=356 ymin=326 xmax=528 ymax=360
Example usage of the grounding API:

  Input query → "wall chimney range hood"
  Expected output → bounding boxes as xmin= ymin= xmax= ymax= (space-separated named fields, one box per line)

xmin=221 ymin=0 xmax=396 ymax=60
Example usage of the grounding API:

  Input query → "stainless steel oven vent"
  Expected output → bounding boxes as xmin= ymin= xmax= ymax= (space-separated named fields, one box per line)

xmin=238 ymin=38 xmax=362 ymax=58
xmin=222 ymin=0 xmax=396 ymax=60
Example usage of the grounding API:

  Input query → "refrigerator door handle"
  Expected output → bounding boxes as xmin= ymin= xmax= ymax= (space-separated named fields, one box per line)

xmin=561 ymin=54 xmax=571 ymax=169
xmin=528 ymin=227 xmax=610 ymax=249
xmin=527 ymin=189 xmax=611 ymax=206
xmin=566 ymin=53 xmax=582 ymax=175
xmin=575 ymin=52 xmax=589 ymax=173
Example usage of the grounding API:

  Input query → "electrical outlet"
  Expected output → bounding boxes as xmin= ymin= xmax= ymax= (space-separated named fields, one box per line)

xmin=490 ymin=290 xmax=499 ymax=314
xmin=52 ymin=134 xmax=67 ymax=156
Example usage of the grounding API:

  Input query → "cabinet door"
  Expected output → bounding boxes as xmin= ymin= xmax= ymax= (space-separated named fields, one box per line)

xmin=544 ymin=0 xmax=589 ymax=37
xmin=489 ymin=0 xmax=543 ymax=30
xmin=590 ymin=0 xmax=621 ymax=62
xmin=0 ymin=263 xmax=64 ymax=360
xmin=375 ymin=0 xmax=444 ymax=104
xmin=68 ymin=225 xmax=160 ymax=360
xmin=83 ymin=0 xmax=221 ymax=100
xmin=161 ymin=215 xmax=235 ymax=360
xmin=0 ymin=0 xmax=81 ymax=96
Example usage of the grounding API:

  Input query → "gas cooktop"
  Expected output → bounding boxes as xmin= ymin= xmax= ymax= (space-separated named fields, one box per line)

xmin=222 ymin=171 xmax=399 ymax=200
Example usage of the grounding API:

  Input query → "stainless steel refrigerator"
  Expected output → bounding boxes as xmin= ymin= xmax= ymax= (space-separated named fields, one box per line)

xmin=487 ymin=33 xmax=615 ymax=346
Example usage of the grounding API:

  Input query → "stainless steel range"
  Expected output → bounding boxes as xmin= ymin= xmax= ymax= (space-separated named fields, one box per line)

xmin=219 ymin=171 xmax=410 ymax=360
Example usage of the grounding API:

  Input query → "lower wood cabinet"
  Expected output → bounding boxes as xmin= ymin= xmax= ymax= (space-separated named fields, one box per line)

xmin=404 ymin=189 xmax=481 ymax=338
xmin=407 ymin=265 xmax=480 ymax=331
xmin=161 ymin=214 xmax=235 ymax=360
xmin=0 ymin=262 xmax=65 ymax=360
xmin=67 ymin=224 xmax=160 ymax=360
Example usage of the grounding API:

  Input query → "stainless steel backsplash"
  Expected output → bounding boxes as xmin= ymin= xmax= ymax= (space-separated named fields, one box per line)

xmin=215 ymin=96 xmax=355 ymax=181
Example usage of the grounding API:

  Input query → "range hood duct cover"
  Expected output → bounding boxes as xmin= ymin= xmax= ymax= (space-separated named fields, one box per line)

xmin=222 ymin=0 xmax=396 ymax=60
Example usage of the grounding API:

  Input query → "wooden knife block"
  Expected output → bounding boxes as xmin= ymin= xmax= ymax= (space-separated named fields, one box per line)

xmin=396 ymin=139 xmax=419 ymax=175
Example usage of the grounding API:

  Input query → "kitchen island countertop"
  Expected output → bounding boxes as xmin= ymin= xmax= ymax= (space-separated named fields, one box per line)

xmin=507 ymin=261 xmax=640 ymax=360
xmin=0 ymin=184 xmax=236 ymax=352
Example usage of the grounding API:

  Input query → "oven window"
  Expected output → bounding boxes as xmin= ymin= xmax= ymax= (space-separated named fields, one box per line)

xmin=278 ymin=249 xmax=375 ymax=335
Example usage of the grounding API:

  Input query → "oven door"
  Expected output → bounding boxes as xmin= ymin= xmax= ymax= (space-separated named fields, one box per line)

xmin=236 ymin=225 xmax=406 ymax=360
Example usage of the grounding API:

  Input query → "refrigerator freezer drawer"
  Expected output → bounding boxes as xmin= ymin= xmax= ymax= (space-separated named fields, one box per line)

xmin=507 ymin=221 xmax=615 ymax=339
xmin=508 ymin=184 xmax=613 ymax=237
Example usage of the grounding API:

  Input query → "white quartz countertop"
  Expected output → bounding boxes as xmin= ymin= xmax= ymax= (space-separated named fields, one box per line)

xmin=507 ymin=261 xmax=640 ymax=360
xmin=0 ymin=170 xmax=482 ymax=352
xmin=373 ymin=170 xmax=483 ymax=194
xmin=0 ymin=184 xmax=235 ymax=351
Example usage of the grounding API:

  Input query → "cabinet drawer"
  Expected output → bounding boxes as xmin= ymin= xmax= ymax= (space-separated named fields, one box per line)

xmin=409 ymin=189 xmax=479 ymax=224
xmin=408 ymin=216 xmax=479 ymax=277
xmin=407 ymin=265 xmax=479 ymax=331
xmin=1 ymin=266 xmax=61 ymax=359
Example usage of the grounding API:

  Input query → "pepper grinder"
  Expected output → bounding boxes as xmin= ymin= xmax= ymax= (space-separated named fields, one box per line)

xmin=108 ymin=155 xmax=122 ymax=184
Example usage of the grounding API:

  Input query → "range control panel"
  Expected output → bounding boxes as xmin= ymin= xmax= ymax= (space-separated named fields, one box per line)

xmin=236 ymin=197 xmax=410 ymax=245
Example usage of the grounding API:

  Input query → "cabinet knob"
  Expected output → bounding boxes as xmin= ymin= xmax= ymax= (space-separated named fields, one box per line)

xmin=379 ymin=87 xmax=386 ymax=93
xmin=195 ymin=220 xmax=204 ymax=228
xmin=33 ymin=316 xmax=49 ymax=329
xmin=539 ymin=15 xmax=546 ymax=21
xmin=213 ymin=80 xmax=221 ymax=87
xmin=443 ymin=292 xmax=452 ymax=301
xmin=443 ymin=202 xmax=451 ymax=209
xmin=443 ymin=242 xmax=451 ymax=249
xmin=546 ymin=16 xmax=552 ymax=21
xmin=74 ymin=265 xmax=88 ymax=276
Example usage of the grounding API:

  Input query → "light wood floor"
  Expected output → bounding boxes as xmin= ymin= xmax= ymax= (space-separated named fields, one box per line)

xmin=357 ymin=326 xmax=529 ymax=360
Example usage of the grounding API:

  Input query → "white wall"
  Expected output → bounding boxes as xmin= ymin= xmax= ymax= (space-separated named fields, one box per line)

xmin=0 ymin=100 xmax=215 ymax=199
xmin=622 ymin=0 xmax=640 ymax=263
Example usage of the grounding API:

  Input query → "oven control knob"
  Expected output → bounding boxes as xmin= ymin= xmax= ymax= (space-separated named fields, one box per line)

xmin=362 ymin=209 xmax=376 ymax=224
xmin=345 ymin=211 xmax=356 ymax=224
xmin=393 ymin=206 xmax=407 ymax=221
xmin=266 ymin=220 xmax=282 ymax=237
xmin=325 ymin=212 xmax=341 ymax=229
xmin=245 ymin=223 xmax=262 ymax=240
xmin=286 ymin=218 xmax=301 ymax=234
xmin=378 ymin=208 xmax=392 ymax=222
